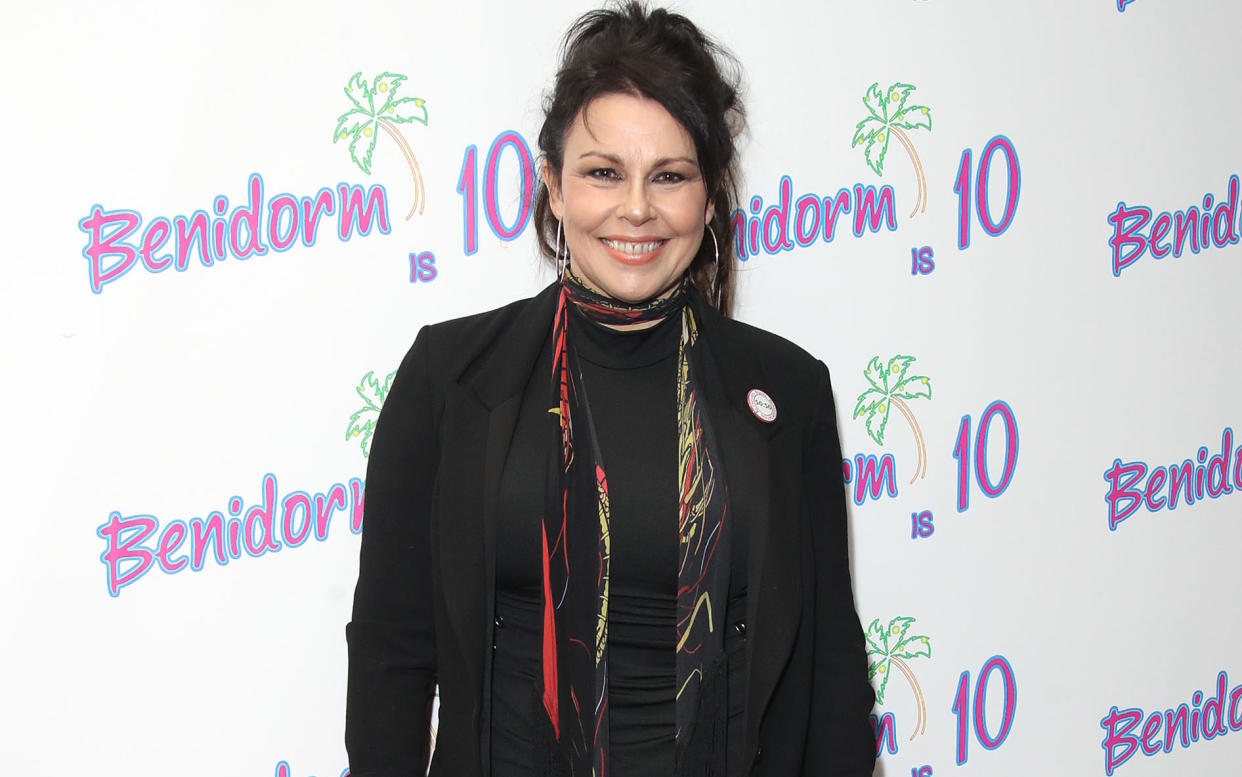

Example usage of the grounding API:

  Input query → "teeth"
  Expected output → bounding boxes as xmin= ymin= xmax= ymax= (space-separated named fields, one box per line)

xmin=602 ymin=238 xmax=664 ymax=255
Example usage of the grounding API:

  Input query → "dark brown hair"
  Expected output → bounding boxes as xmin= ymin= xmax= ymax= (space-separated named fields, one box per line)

xmin=533 ymin=1 xmax=746 ymax=315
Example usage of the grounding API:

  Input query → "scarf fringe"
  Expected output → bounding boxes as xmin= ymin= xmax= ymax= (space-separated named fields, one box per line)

xmin=675 ymin=654 xmax=729 ymax=777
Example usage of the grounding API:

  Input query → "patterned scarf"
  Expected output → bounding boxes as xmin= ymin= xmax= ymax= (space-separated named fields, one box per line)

xmin=538 ymin=270 xmax=732 ymax=777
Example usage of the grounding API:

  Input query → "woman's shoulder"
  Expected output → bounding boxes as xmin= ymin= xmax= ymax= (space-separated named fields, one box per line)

xmin=711 ymin=313 xmax=828 ymax=385
xmin=401 ymin=282 xmax=559 ymax=386
xmin=705 ymin=311 xmax=834 ymax=422
xmin=716 ymin=315 xmax=820 ymax=366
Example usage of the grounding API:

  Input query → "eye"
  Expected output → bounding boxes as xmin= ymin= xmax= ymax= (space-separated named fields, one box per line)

xmin=587 ymin=167 xmax=620 ymax=181
xmin=653 ymin=171 xmax=688 ymax=184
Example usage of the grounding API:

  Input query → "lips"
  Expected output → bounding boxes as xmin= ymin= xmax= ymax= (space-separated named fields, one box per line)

xmin=600 ymin=237 xmax=668 ymax=264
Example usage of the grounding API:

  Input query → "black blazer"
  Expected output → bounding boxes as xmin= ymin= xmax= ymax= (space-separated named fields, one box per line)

xmin=346 ymin=282 xmax=876 ymax=777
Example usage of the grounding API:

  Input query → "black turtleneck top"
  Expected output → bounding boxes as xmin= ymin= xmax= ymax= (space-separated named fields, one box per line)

xmin=490 ymin=305 xmax=746 ymax=776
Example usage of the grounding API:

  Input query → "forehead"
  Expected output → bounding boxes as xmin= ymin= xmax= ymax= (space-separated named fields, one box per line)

xmin=566 ymin=92 xmax=697 ymax=161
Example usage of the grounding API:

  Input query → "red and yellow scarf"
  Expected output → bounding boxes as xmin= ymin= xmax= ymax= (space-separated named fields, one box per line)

xmin=538 ymin=270 xmax=732 ymax=777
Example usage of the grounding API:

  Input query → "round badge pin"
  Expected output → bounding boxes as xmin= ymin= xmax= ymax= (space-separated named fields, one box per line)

xmin=747 ymin=389 xmax=777 ymax=423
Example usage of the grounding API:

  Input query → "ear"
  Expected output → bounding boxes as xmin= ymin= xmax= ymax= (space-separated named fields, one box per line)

xmin=705 ymin=198 xmax=715 ymax=226
xmin=542 ymin=161 xmax=564 ymax=220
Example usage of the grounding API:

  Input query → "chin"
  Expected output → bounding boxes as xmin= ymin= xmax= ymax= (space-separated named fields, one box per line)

xmin=603 ymin=276 xmax=678 ymax=303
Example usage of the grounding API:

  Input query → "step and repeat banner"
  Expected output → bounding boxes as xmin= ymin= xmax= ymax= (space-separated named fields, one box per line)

xmin=2 ymin=0 xmax=1239 ymax=775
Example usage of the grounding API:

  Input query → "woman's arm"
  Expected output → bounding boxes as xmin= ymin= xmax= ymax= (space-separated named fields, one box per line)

xmin=346 ymin=326 xmax=441 ymax=777
xmin=801 ymin=360 xmax=877 ymax=776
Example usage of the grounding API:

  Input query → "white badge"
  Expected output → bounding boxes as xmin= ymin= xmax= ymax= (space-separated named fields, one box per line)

xmin=747 ymin=389 xmax=777 ymax=423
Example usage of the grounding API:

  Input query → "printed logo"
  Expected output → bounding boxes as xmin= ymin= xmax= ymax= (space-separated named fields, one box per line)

xmin=1102 ymin=427 xmax=1238 ymax=530
xmin=852 ymin=82 xmax=933 ymax=218
xmin=1107 ymin=175 xmax=1240 ymax=277
xmin=867 ymin=615 xmax=932 ymax=740
xmin=862 ymin=616 xmax=1017 ymax=769
xmin=96 ymin=473 xmax=364 ymax=596
xmin=853 ymin=355 xmax=932 ymax=483
xmin=334 ymin=72 xmax=429 ymax=220
xmin=1099 ymin=670 xmax=1242 ymax=775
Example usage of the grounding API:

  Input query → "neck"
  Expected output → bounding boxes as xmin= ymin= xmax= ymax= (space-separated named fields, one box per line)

xmin=561 ymin=268 xmax=689 ymax=330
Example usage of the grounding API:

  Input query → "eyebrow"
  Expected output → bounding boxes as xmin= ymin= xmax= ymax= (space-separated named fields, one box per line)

xmin=576 ymin=151 xmax=700 ymax=168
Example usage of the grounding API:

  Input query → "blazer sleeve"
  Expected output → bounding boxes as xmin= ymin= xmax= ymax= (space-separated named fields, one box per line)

xmin=800 ymin=360 xmax=877 ymax=776
xmin=346 ymin=326 xmax=441 ymax=777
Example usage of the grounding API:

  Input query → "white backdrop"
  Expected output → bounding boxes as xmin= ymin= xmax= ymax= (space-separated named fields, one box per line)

xmin=2 ymin=1 xmax=1240 ymax=776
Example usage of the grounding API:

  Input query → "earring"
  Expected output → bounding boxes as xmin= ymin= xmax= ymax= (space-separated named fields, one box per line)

xmin=555 ymin=220 xmax=566 ymax=279
xmin=707 ymin=226 xmax=723 ymax=308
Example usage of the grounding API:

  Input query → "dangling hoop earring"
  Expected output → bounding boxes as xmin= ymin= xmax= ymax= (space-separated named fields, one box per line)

xmin=554 ymin=220 xmax=566 ymax=279
xmin=707 ymin=226 xmax=723 ymax=307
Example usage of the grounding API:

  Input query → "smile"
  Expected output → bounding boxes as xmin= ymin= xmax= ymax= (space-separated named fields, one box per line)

xmin=600 ymin=237 xmax=668 ymax=264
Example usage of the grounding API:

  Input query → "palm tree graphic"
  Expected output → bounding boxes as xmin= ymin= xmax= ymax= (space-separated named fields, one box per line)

xmin=853 ymin=355 xmax=931 ymax=483
xmin=334 ymin=71 xmax=429 ymax=220
xmin=866 ymin=616 xmax=932 ymax=740
xmin=345 ymin=369 xmax=397 ymax=458
xmin=851 ymin=82 xmax=932 ymax=218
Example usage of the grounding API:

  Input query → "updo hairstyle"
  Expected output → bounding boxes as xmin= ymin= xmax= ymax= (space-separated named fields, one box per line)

xmin=533 ymin=1 xmax=746 ymax=316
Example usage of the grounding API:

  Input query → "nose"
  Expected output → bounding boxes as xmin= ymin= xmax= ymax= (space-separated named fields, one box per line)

xmin=617 ymin=178 xmax=653 ymax=224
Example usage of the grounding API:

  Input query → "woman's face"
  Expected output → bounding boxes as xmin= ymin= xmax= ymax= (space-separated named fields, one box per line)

xmin=547 ymin=92 xmax=713 ymax=303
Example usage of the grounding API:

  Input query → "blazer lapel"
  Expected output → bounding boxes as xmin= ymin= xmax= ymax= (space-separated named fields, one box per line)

xmin=437 ymin=282 xmax=561 ymax=717
xmin=695 ymin=299 xmax=802 ymax=767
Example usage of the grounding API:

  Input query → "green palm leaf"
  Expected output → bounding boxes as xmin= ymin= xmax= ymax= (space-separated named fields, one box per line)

xmin=334 ymin=71 xmax=428 ymax=176
xmin=853 ymin=355 xmax=932 ymax=446
xmin=892 ymin=375 xmax=931 ymax=401
xmin=346 ymin=369 xmax=397 ymax=457
xmin=347 ymin=127 xmax=380 ymax=175
xmin=343 ymin=71 xmax=373 ymax=113
xmin=851 ymin=82 xmax=932 ymax=178
xmin=892 ymin=105 xmax=932 ymax=132
xmin=892 ymin=635 xmax=932 ymax=661
xmin=865 ymin=616 xmax=932 ymax=704
xmin=884 ymin=83 xmax=916 ymax=114
xmin=863 ymin=356 xmax=889 ymax=393
xmin=861 ymin=82 xmax=888 ymax=122
xmin=862 ymin=403 xmax=890 ymax=445
xmin=885 ymin=355 xmax=915 ymax=385
xmin=382 ymin=96 xmax=429 ymax=125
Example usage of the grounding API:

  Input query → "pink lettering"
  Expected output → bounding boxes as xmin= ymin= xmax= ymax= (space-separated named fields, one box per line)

xmin=174 ymin=210 xmax=212 ymax=270
xmin=228 ymin=173 xmax=269 ymax=259
xmin=96 ymin=511 xmax=157 ymax=596
xmin=243 ymin=474 xmax=282 ymax=556
xmin=1143 ymin=467 xmax=1166 ymax=511
xmin=300 ymin=187 xmax=336 ymax=246
xmin=1108 ymin=202 xmax=1150 ymax=276
xmin=1139 ymin=711 xmax=1163 ymax=755
xmin=1149 ymin=212 xmax=1172 ymax=258
xmin=852 ymin=184 xmax=897 ymax=236
xmin=822 ymin=188 xmax=852 ymax=243
xmin=140 ymin=217 xmax=172 ymax=272
xmin=78 ymin=206 xmax=139 ymax=293
xmin=350 ymin=478 xmax=365 ymax=533
xmin=1100 ymin=705 xmax=1142 ymax=775
xmin=155 ymin=520 xmax=188 ymax=573
xmin=281 ymin=492 xmax=313 ymax=547
xmin=314 ymin=484 xmax=349 ymax=541
xmin=1103 ymin=459 xmax=1146 ymax=530
xmin=191 ymin=512 xmax=228 ymax=569
xmin=337 ymin=182 xmax=391 ymax=240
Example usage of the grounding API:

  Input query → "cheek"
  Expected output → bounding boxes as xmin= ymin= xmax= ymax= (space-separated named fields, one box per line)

xmin=560 ymin=185 xmax=609 ymax=231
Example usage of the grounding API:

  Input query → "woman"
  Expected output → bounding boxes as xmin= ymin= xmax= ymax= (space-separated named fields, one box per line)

xmin=345 ymin=4 xmax=876 ymax=776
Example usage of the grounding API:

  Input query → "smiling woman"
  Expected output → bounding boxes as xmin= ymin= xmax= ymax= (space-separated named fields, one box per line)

xmin=345 ymin=4 xmax=876 ymax=777
xmin=546 ymin=92 xmax=712 ymax=305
